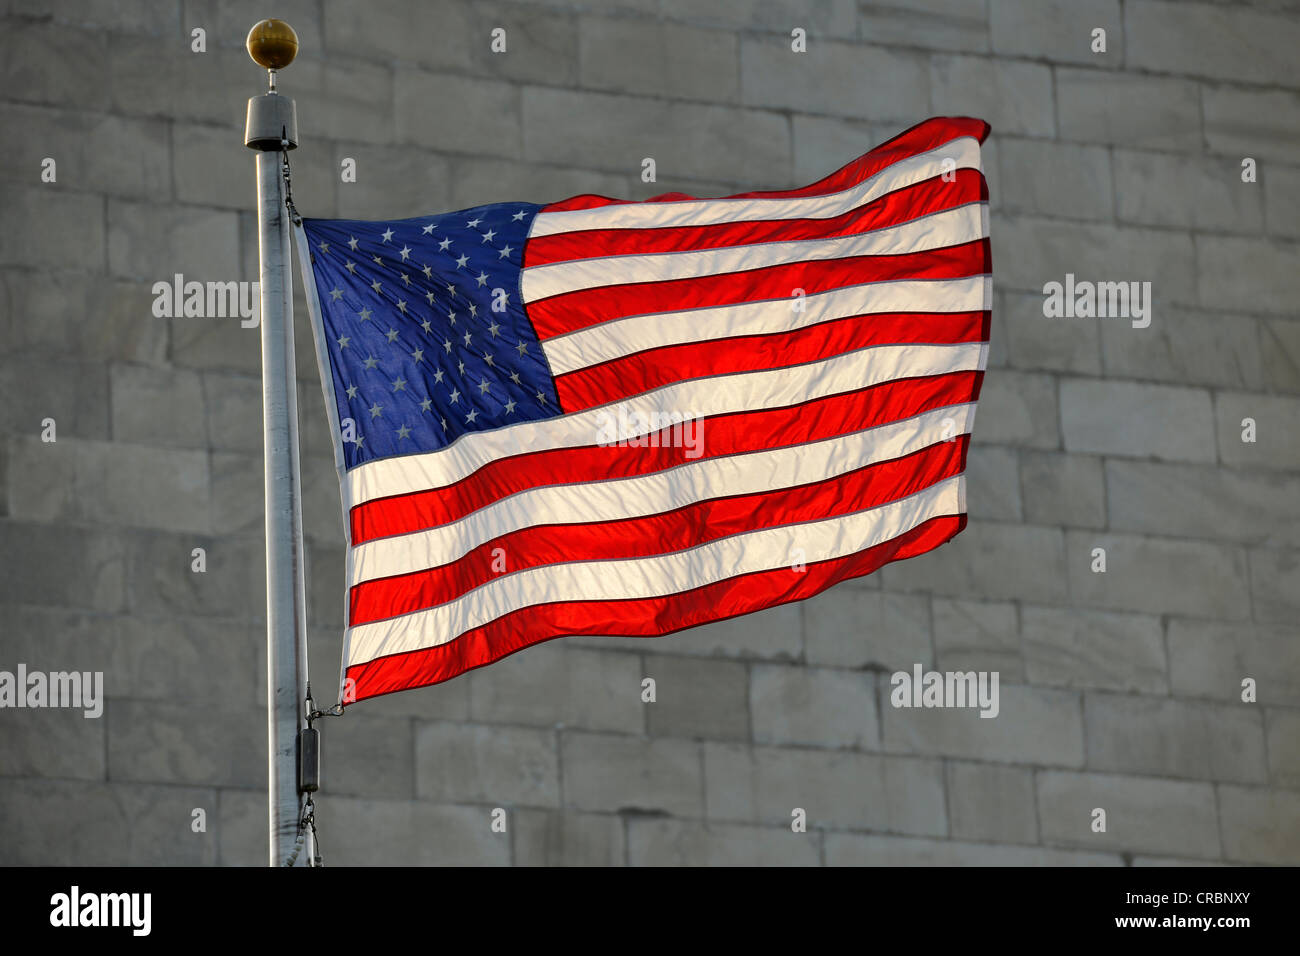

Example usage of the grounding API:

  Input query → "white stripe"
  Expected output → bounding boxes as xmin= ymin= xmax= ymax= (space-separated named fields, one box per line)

xmin=351 ymin=402 xmax=976 ymax=584
xmin=521 ymin=203 xmax=987 ymax=302
xmin=529 ymin=137 xmax=983 ymax=238
xmin=344 ymin=340 xmax=990 ymax=507
xmin=345 ymin=475 xmax=965 ymax=666
xmin=543 ymin=275 xmax=992 ymax=377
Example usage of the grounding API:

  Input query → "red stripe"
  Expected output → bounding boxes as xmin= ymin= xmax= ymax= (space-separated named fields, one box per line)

xmin=344 ymin=512 xmax=967 ymax=701
xmin=528 ymin=239 xmax=991 ymax=341
xmin=540 ymin=116 xmax=991 ymax=214
xmin=528 ymin=170 xmax=986 ymax=267
xmin=351 ymin=436 xmax=968 ymax=627
xmin=556 ymin=309 xmax=989 ymax=412
xmin=350 ymin=369 xmax=984 ymax=546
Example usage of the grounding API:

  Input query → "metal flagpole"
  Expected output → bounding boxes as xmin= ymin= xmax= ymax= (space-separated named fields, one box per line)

xmin=244 ymin=19 xmax=312 ymax=867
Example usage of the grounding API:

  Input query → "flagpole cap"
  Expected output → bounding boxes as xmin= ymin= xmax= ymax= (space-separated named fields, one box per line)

xmin=247 ymin=19 xmax=298 ymax=71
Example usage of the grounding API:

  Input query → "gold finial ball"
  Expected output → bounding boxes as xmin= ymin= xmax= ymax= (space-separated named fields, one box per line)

xmin=246 ymin=19 xmax=298 ymax=71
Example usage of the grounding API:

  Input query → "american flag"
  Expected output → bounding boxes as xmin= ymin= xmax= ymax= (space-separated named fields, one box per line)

xmin=296 ymin=116 xmax=992 ymax=705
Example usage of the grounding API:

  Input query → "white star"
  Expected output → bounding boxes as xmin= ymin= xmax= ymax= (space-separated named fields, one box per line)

xmin=438 ymin=238 xmax=452 ymax=251
xmin=440 ymin=417 xmax=447 ymax=431
xmin=400 ymin=246 xmax=412 ymax=261
xmin=336 ymin=335 xmax=350 ymax=349
xmin=370 ymin=279 xmax=382 ymax=293
xmin=347 ymin=236 xmax=359 ymax=250
xmin=363 ymin=355 xmax=379 ymax=369
xmin=465 ymin=409 xmax=478 ymax=423
xmin=400 ymin=273 xmax=411 ymax=286
xmin=425 ymin=291 xmax=436 ymax=304
xmin=396 ymin=424 xmax=411 ymax=439
xmin=421 ymin=318 xmax=433 ymax=333
xmin=512 ymin=210 xmax=526 ymax=221
xmin=536 ymin=391 xmax=548 ymax=405
xmin=345 ymin=384 xmax=359 ymax=399
xmin=419 ymin=397 xmax=432 ymax=412
xmin=446 ymin=284 xmax=456 ymax=297
xmin=396 ymin=300 xmax=407 ymax=313
xmin=455 ymin=254 xmax=469 ymax=269
xmin=355 ymin=435 xmax=365 ymax=448
xmin=476 ymin=272 xmax=489 ymax=287
xmin=449 ymin=388 xmax=461 ymax=404
xmin=509 ymin=371 xmax=521 ymax=384
xmin=463 ymin=331 xmax=473 ymax=346
xmin=433 ymin=368 xmax=445 ymax=384
xmin=488 ymin=321 xmax=501 ymax=338
xmin=358 ymin=307 xmax=372 ymax=321
xmin=483 ymin=352 xmax=495 ymax=367
xmin=411 ymin=347 xmax=424 ymax=362
xmin=385 ymin=328 xmax=399 ymax=342
xmin=318 ymin=240 xmax=330 ymax=254
xmin=381 ymin=228 xmax=394 ymax=242
xmin=504 ymin=398 xmax=517 ymax=414
xmin=478 ymin=377 xmax=491 ymax=395
xmin=368 ymin=402 xmax=383 ymax=418
xmin=443 ymin=338 xmax=453 ymax=353
xmin=498 ymin=245 xmax=513 ymax=259
xmin=467 ymin=217 xmax=482 ymax=228
xmin=447 ymin=311 xmax=457 ymax=325
xmin=329 ymin=287 xmax=343 ymax=301
xmin=345 ymin=260 xmax=357 ymax=274
xmin=422 ymin=264 xmax=433 ymax=279
xmin=372 ymin=254 xmax=383 ymax=265
xmin=468 ymin=303 xmax=478 ymax=318
xmin=457 ymin=359 xmax=466 ymax=375
xmin=392 ymin=376 xmax=406 ymax=391
xmin=515 ymin=341 xmax=528 ymax=356
xmin=481 ymin=229 xmax=496 ymax=243
xmin=422 ymin=223 xmax=435 ymax=235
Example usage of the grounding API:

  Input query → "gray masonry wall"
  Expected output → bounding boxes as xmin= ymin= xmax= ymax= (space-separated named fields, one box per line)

xmin=2 ymin=0 xmax=1298 ymax=866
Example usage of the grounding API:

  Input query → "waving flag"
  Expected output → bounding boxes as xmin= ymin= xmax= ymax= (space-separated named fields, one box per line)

xmin=296 ymin=116 xmax=992 ymax=704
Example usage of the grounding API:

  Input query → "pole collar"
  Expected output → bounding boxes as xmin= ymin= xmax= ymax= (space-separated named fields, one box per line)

xmin=245 ymin=92 xmax=298 ymax=150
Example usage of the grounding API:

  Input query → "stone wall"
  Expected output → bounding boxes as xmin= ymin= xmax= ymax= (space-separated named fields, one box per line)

xmin=1 ymin=0 xmax=1297 ymax=865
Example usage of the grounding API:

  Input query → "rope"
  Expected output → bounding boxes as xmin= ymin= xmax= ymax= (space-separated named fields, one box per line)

xmin=280 ymin=794 xmax=322 ymax=868
xmin=281 ymin=145 xmax=302 ymax=226
xmin=280 ymin=801 xmax=307 ymax=867
xmin=307 ymin=797 xmax=323 ymax=867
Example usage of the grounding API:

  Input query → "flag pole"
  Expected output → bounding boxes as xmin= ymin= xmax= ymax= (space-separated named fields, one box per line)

xmin=244 ymin=19 xmax=312 ymax=867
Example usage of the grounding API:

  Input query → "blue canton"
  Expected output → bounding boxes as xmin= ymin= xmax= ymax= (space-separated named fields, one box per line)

xmin=302 ymin=202 xmax=560 ymax=470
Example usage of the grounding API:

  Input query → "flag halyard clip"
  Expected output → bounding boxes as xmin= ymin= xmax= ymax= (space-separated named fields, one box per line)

xmin=306 ymin=684 xmax=344 ymax=722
